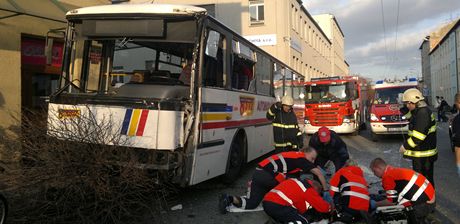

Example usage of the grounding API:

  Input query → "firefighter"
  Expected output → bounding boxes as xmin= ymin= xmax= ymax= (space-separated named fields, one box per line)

xmin=370 ymin=158 xmax=436 ymax=224
xmin=309 ymin=126 xmax=350 ymax=171
xmin=218 ymin=147 xmax=328 ymax=214
xmin=262 ymin=178 xmax=332 ymax=224
xmin=400 ymin=88 xmax=437 ymax=187
xmin=329 ymin=159 xmax=371 ymax=223
xmin=266 ymin=95 xmax=303 ymax=153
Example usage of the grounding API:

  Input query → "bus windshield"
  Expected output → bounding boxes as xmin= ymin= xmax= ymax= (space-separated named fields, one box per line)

xmin=373 ymin=86 xmax=414 ymax=104
xmin=305 ymin=82 xmax=355 ymax=103
xmin=61 ymin=18 xmax=198 ymax=99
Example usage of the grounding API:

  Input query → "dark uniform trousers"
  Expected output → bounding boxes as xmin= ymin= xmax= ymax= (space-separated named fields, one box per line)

xmin=263 ymin=201 xmax=310 ymax=224
xmin=237 ymin=168 xmax=279 ymax=209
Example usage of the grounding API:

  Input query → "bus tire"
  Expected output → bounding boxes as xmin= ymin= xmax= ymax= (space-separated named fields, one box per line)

xmin=222 ymin=134 xmax=246 ymax=184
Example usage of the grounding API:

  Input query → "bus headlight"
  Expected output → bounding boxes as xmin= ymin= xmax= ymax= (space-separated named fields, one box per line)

xmin=370 ymin=113 xmax=379 ymax=121
xmin=305 ymin=118 xmax=310 ymax=124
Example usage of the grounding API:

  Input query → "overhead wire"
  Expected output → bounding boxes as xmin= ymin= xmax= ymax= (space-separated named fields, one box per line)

xmin=380 ymin=0 xmax=389 ymax=77
xmin=393 ymin=0 xmax=400 ymax=67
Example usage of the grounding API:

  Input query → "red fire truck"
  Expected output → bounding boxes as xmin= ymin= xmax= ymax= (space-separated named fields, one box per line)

xmin=304 ymin=76 xmax=368 ymax=135
xmin=369 ymin=78 xmax=418 ymax=141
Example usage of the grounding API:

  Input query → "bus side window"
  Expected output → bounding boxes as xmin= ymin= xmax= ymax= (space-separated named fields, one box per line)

xmin=255 ymin=53 xmax=271 ymax=95
xmin=232 ymin=56 xmax=254 ymax=91
xmin=231 ymin=41 xmax=255 ymax=91
xmin=203 ymin=30 xmax=225 ymax=88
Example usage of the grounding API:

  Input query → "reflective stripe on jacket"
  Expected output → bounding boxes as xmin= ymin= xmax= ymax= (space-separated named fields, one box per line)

xmin=263 ymin=179 xmax=331 ymax=214
xmin=266 ymin=103 xmax=303 ymax=149
xmin=329 ymin=166 xmax=370 ymax=212
xmin=403 ymin=107 xmax=437 ymax=159
xmin=382 ymin=166 xmax=435 ymax=206
xmin=258 ymin=151 xmax=316 ymax=177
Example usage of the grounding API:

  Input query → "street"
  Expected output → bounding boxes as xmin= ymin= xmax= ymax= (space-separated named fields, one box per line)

xmin=148 ymin=122 xmax=460 ymax=224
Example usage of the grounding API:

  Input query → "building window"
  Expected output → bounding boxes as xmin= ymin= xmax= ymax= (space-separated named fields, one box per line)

xmin=249 ymin=0 xmax=264 ymax=24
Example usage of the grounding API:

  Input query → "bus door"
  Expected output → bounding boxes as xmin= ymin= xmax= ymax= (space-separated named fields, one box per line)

xmin=192 ymin=26 xmax=230 ymax=185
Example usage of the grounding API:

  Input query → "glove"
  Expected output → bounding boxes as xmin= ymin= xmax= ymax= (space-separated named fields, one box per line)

xmin=274 ymin=102 xmax=282 ymax=109
xmin=322 ymin=191 xmax=333 ymax=204
xmin=399 ymin=145 xmax=406 ymax=153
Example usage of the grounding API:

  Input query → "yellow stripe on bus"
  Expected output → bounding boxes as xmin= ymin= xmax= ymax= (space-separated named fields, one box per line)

xmin=202 ymin=113 xmax=231 ymax=121
xmin=128 ymin=109 xmax=141 ymax=136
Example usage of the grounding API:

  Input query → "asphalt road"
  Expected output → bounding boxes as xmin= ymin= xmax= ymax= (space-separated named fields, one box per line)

xmin=146 ymin=122 xmax=460 ymax=224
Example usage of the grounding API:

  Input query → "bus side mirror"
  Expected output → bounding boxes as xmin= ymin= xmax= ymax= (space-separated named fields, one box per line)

xmin=45 ymin=37 xmax=54 ymax=65
xmin=45 ymin=28 xmax=66 ymax=65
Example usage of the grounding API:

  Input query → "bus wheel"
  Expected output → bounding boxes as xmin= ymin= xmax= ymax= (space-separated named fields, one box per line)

xmin=222 ymin=135 xmax=245 ymax=184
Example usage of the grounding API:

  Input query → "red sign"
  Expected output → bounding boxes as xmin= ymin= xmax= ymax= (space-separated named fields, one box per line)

xmin=21 ymin=38 xmax=63 ymax=67
xmin=240 ymin=96 xmax=255 ymax=117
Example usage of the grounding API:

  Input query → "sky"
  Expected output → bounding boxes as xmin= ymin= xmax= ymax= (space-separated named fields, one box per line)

xmin=303 ymin=0 xmax=460 ymax=81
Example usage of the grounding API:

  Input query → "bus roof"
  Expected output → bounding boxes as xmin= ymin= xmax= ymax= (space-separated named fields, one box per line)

xmin=66 ymin=3 xmax=207 ymax=17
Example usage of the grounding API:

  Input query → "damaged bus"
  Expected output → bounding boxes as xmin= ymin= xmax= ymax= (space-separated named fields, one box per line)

xmin=46 ymin=3 xmax=303 ymax=186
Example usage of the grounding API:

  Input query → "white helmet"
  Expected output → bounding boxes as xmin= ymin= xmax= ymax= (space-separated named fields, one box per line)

xmin=281 ymin=95 xmax=294 ymax=106
xmin=402 ymin=88 xmax=424 ymax=103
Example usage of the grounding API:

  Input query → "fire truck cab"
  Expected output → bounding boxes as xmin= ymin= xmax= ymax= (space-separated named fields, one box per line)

xmin=304 ymin=76 xmax=367 ymax=135
xmin=369 ymin=78 xmax=418 ymax=141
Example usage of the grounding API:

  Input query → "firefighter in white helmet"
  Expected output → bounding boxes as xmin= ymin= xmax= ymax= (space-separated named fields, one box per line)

xmin=400 ymin=88 xmax=437 ymax=187
xmin=266 ymin=96 xmax=303 ymax=153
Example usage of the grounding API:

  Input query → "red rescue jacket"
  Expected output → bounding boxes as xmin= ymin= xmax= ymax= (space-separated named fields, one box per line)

xmin=329 ymin=166 xmax=370 ymax=212
xmin=258 ymin=151 xmax=316 ymax=182
xmin=263 ymin=178 xmax=331 ymax=214
xmin=382 ymin=166 xmax=435 ymax=206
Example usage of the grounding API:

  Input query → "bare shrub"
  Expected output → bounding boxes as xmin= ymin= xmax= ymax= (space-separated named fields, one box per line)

xmin=0 ymin=108 xmax=177 ymax=223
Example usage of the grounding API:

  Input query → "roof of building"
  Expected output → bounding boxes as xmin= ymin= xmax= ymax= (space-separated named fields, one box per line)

xmin=429 ymin=18 xmax=460 ymax=55
xmin=312 ymin=14 xmax=345 ymax=38
xmin=418 ymin=36 xmax=430 ymax=50
xmin=297 ymin=0 xmax=331 ymax=45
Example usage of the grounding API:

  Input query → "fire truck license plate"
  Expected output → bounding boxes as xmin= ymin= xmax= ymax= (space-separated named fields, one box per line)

xmin=388 ymin=127 xmax=400 ymax=132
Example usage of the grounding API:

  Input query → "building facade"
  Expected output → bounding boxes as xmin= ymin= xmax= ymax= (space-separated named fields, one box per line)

xmin=428 ymin=19 xmax=460 ymax=105
xmin=0 ymin=0 xmax=107 ymax=130
xmin=312 ymin=14 xmax=349 ymax=76
xmin=152 ymin=0 xmax=348 ymax=80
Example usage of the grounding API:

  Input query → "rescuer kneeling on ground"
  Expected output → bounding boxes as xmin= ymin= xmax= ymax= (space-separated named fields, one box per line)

xmin=266 ymin=95 xmax=303 ymax=153
xmin=329 ymin=159 xmax=373 ymax=223
xmin=399 ymin=88 xmax=437 ymax=187
xmin=309 ymin=126 xmax=350 ymax=171
xmin=262 ymin=178 xmax=332 ymax=224
xmin=370 ymin=158 xmax=436 ymax=224
xmin=218 ymin=147 xmax=328 ymax=214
